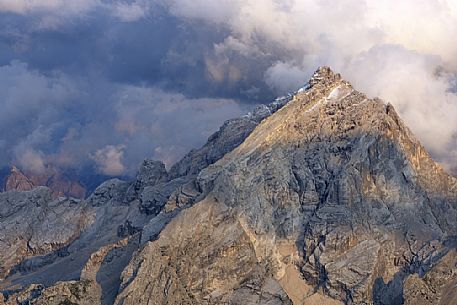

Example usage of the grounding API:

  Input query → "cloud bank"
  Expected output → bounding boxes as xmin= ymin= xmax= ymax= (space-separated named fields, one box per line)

xmin=0 ymin=0 xmax=456 ymax=175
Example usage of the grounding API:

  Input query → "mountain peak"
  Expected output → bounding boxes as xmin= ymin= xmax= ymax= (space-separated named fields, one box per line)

xmin=201 ymin=66 xmax=456 ymax=199
xmin=307 ymin=66 xmax=343 ymax=88
xmin=4 ymin=165 xmax=34 ymax=192
xmin=209 ymin=66 xmax=362 ymax=160
xmin=2 ymin=67 xmax=457 ymax=305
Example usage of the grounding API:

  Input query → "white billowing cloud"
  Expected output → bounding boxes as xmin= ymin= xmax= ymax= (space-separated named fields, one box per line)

xmin=14 ymin=148 xmax=47 ymax=174
xmin=0 ymin=59 xmax=246 ymax=175
xmin=163 ymin=0 xmax=243 ymax=24
xmin=113 ymin=85 xmax=246 ymax=168
xmin=112 ymin=3 xmax=146 ymax=22
xmin=0 ymin=0 xmax=98 ymax=15
xmin=343 ymin=45 xmax=457 ymax=165
xmin=110 ymin=0 xmax=151 ymax=22
xmin=0 ymin=61 xmax=81 ymax=168
xmin=11 ymin=129 xmax=49 ymax=173
xmin=160 ymin=0 xmax=457 ymax=169
xmin=0 ymin=61 xmax=75 ymax=120
xmin=163 ymin=0 xmax=457 ymax=67
xmin=265 ymin=61 xmax=307 ymax=93
xmin=363 ymin=1 xmax=457 ymax=68
xmin=91 ymin=145 xmax=126 ymax=176
xmin=0 ymin=0 xmax=149 ymax=23
xmin=2 ymin=0 xmax=457 ymax=174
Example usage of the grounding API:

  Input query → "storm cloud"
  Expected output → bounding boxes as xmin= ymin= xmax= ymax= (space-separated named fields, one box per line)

xmin=0 ymin=0 xmax=456 ymax=175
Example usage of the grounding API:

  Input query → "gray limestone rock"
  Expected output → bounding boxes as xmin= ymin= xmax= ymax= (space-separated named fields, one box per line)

xmin=0 ymin=187 xmax=92 ymax=280
xmin=125 ymin=159 xmax=168 ymax=201
xmin=403 ymin=250 xmax=457 ymax=305
xmin=168 ymin=95 xmax=291 ymax=179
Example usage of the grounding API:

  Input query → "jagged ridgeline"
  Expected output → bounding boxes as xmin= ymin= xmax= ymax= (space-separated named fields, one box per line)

xmin=1 ymin=67 xmax=456 ymax=305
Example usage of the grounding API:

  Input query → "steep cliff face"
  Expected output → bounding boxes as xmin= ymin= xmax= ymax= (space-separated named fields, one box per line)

xmin=0 ymin=187 xmax=93 ymax=280
xmin=1 ymin=67 xmax=456 ymax=305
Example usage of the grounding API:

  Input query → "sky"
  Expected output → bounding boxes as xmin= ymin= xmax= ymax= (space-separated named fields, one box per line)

xmin=0 ymin=0 xmax=456 ymax=176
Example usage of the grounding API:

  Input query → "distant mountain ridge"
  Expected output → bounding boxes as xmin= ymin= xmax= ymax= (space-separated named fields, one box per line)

xmin=0 ymin=165 xmax=118 ymax=199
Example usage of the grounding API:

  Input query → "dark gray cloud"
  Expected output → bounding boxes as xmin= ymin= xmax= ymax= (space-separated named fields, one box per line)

xmin=0 ymin=5 xmax=277 ymax=101
xmin=1 ymin=0 xmax=456 ymax=175
xmin=0 ymin=3 xmax=257 ymax=175
xmin=0 ymin=60 xmax=246 ymax=175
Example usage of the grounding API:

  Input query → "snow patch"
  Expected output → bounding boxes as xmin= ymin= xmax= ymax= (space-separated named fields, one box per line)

xmin=327 ymin=87 xmax=340 ymax=100
xmin=297 ymin=83 xmax=311 ymax=93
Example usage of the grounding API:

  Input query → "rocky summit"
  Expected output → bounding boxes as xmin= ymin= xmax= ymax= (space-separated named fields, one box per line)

xmin=1 ymin=67 xmax=456 ymax=305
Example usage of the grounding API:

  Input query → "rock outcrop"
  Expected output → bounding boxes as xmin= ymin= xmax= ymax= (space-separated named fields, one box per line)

xmin=403 ymin=250 xmax=457 ymax=305
xmin=0 ymin=187 xmax=93 ymax=280
xmin=1 ymin=67 xmax=456 ymax=305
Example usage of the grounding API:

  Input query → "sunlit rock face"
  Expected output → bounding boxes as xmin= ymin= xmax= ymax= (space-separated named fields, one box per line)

xmin=1 ymin=67 xmax=456 ymax=305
